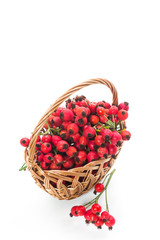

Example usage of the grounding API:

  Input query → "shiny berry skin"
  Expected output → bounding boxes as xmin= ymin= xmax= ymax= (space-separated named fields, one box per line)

xmin=94 ymin=217 xmax=104 ymax=228
xmin=101 ymin=211 xmax=110 ymax=222
xmin=118 ymin=102 xmax=129 ymax=111
xmin=68 ymin=133 xmax=80 ymax=143
xmin=95 ymin=135 xmax=105 ymax=147
xmin=94 ymin=183 xmax=104 ymax=193
xmin=108 ymin=144 xmax=117 ymax=158
xmin=90 ymin=115 xmax=99 ymax=125
xmin=36 ymin=136 xmax=41 ymax=142
xmin=43 ymin=153 xmax=53 ymax=163
xmin=59 ymin=130 xmax=69 ymax=140
xmin=20 ymin=138 xmax=30 ymax=147
xmin=96 ymin=106 xmax=105 ymax=116
xmin=77 ymin=206 xmax=86 ymax=216
xmin=111 ymin=131 xmax=122 ymax=146
xmin=60 ymin=109 xmax=74 ymax=121
xmin=79 ymin=136 xmax=88 ymax=149
xmin=75 ymin=116 xmax=87 ymax=127
xmin=67 ymin=123 xmax=79 ymax=135
xmin=91 ymin=203 xmax=102 ymax=215
xmin=101 ymin=129 xmax=113 ymax=142
xmin=40 ymin=161 xmax=49 ymax=170
xmin=104 ymin=102 xmax=111 ymax=109
xmin=35 ymin=141 xmax=42 ymax=150
xmin=105 ymin=215 xmax=115 ymax=228
xmin=50 ymin=116 xmax=62 ymax=127
xmin=55 ymin=107 xmax=64 ymax=116
xmin=108 ymin=105 xmax=118 ymax=115
xmin=54 ymin=154 xmax=64 ymax=166
xmin=75 ymin=141 xmax=81 ymax=150
xmin=117 ymin=110 xmax=128 ymax=120
xmin=88 ymin=140 xmax=98 ymax=151
xmin=41 ymin=143 xmax=52 ymax=153
xmin=63 ymin=157 xmax=74 ymax=169
xmin=36 ymin=151 xmax=44 ymax=162
xmin=50 ymin=162 xmax=61 ymax=170
xmin=66 ymin=146 xmax=78 ymax=157
xmin=97 ymin=147 xmax=108 ymax=158
xmin=52 ymin=135 xmax=62 ymax=146
xmin=61 ymin=121 xmax=72 ymax=130
xmin=42 ymin=134 xmax=52 ymax=143
xmin=89 ymin=213 xmax=99 ymax=223
xmin=87 ymin=151 xmax=99 ymax=163
xmin=99 ymin=114 xmax=108 ymax=123
xmin=83 ymin=126 xmax=96 ymax=139
xmin=70 ymin=206 xmax=79 ymax=217
xmin=121 ymin=130 xmax=131 ymax=140
xmin=89 ymin=103 xmax=96 ymax=113
xmin=75 ymin=106 xmax=88 ymax=118
xmin=84 ymin=209 xmax=92 ymax=223
xmin=56 ymin=140 xmax=69 ymax=152
xmin=75 ymin=151 xmax=87 ymax=164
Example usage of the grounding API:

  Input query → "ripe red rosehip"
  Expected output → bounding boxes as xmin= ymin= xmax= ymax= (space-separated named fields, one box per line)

xmin=101 ymin=211 xmax=110 ymax=222
xmin=75 ymin=106 xmax=88 ymax=118
xmin=75 ymin=116 xmax=87 ymax=127
xmin=50 ymin=162 xmax=61 ymax=170
xmin=54 ymin=154 xmax=64 ymax=165
xmin=108 ymin=144 xmax=118 ymax=158
xmin=121 ymin=130 xmax=131 ymax=140
xmin=118 ymin=102 xmax=129 ymax=111
xmin=60 ymin=109 xmax=74 ymax=121
xmin=95 ymin=135 xmax=105 ymax=147
xmin=117 ymin=110 xmax=128 ymax=120
xmin=91 ymin=203 xmax=102 ymax=215
xmin=90 ymin=115 xmax=99 ymax=125
xmin=20 ymin=138 xmax=30 ymax=147
xmin=67 ymin=123 xmax=79 ymax=135
xmin=96 ymin=106 xmax=105 ymax=116
xmin=94 ymin=217 xmax=104 ymax=228
xmin=111 ymin=131 xmax=122 ymax=146
xmin=63 ymin=157 xmax=75 ymax=169
xmin=40 ymin=161 xmax=49 ymax=170
xmin=49 ymin=116 xmax=62 ymax=127
xmin=36 ymin=135 xmax=41 ymax=142
xmin=77 ymin=206 xmax=86 ymax=216
xmin=43 ymin=153 xmax=53 ymax=163
xmin=66 ymin=146 xmax=78 ymax=157
xmin=56 ymin=140 xmax=69 ymax=152
xmin=108 ymin=105 xmax=118 ymax=115
xmin=105 ymin=215 xmax=115 ymax=228
xmin=42 ymin=134 xmax=52 ymax=143
xmin=88 ymin=140 xmax=98 ymax=151
xmin=61 ymin=121 xmax=72 ymax=130
xmin=94 ymin=183 xmax=104 ymax=193
xmin=70 ymin=206 xmax=79 ymax=217
xmin=83 ymin=126 xmax=96 ymax=139
xmin=36 ymin=151 xmax=44 ymax=162
xmin=97 ymin=147 xmax=108 ymax=158
xmin=35 ymin=141 xmax=42 ymax=150
xmin=99 ymin=114 xmax=108 ymax=123
xmin=89 ymin=102 xmax=96 ymax=113
xmin=89 ymin=213 xmax=99 ymax=223
xmin=87 ymin=151 xmax=99 ymax=163
xmin=79 ymin=136 xmax=88 ymax=149
xmin=59 ymin=130 xmax=69 ymax=140
xmin=104 ymin=102 xmax=111 ymax=109
xmin=101 ymin=129 xmax=113 ymax=142
xmin=84 ymin=209 xmax=92 ymax=223
xmin=52 ymin=135 xmax=62 ymax=146
xmin=55 ymin=107 xmax=64 ymax=116
xmin=75 ymin=151 xmax=87 ymax=164
xmin=68 ymin=133 xmax=80 ymax=143
xmin=41 ymin=142 xmax=52 ymax=153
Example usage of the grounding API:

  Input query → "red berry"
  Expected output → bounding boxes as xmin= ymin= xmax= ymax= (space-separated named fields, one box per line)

xmin=117 ymin=110 xmax=128 ymax=120
xmin=89 ymin=103 xmax=96 ymax=113
xmin=108 ymin=106 xmax=118 ymax=115
xmin=36 ymin=151 xmax=44 ymax=162
xmin=50 ymin=162 xmax=61 ymax=170
xmin=75 ymin=116 xmax=87 ymax=127
xmin=118 ymin=102 xmax=129 ymax=111
xmin=35 ymin=141 xmax=42 ymax=150
xmin=59 ymin=130 xmax=69 ymax=140
xmin=95 ymin=135 xmax=105 ymax=147
xmin=90 ymin=115 xmax=99 ymax=125
xmin=68 ymin=133 xmax=80 ymax=143
xmin=77 ymin=206 xmax=86 ymax=216
xmin=99 ymin=114 xmax=108 ymax=123
xmin=87 ymin=151 xmax=99 ymax=163
xmin=61 ymin=121 xmax=72 ymax=130
xmin=52 ymin=135 xmax=62 ymax=146
xmin=56 ymin=140 xmax=69 ymax=152
xmin=101 ymin=129 xmax=113 ymax=142
xmin=66 ymin=146 xmax=78 ymax=157
xmin=75 ymin=106 xmax=88 ymax=118
xmin=84 ymin=209 xmax=92 ymax=223
xmin=20 ymin=138 xmax=30 ymax=147
xmin=54 ymin=154 xmax=64 ymax=165
xmin=97 ymin=147 xmax=108 ymax=159
xmin=75 ymin=151 xmax=87 ymax=164
xmin=83 ymin=126 xmax=96 ymax=139
xmin=55 ymin=107 xmax=64 ymax=116
xmin=111 ymin=131 xmax=122 ymax=146
xmin=94 ymin=183 xmax=104 ymax=193
xmin=36 ymin=136 xmax=41 ymax=142
xmin=96 ymin=106 xmax=105 ymax=116
xmin=91 ymin=203 xmax=102 ymax=215
xmin=42 ymin=134 xmax=52 ymax=143
xmin=108 ymin=144 xmax=118 ymax=157
xmin=40 ymin=161 xmax=49 ymax=170
xmin=60 ymin=109 xmax=74 ymax=121
xmin=70 ymin=206 xmax=79 ymax=217
xmin=89 ymin=213 xmax=99 ymax=223
xmin=67 ymin=123 xmax=79 ymax=135
xmin=94 ymin=217 xmax=104 ymax=228
xmin=88 ymin=140 xmax=98 ymax=151
xmin=101 ymin=211 xmax=110 ymax=222
xmin=41 ymin=142 xmax=52 ymax=153
xmin=121 ymin=130 xmax=131 ymax=140
xmin=43 ymin=153 xmax=53 ymax=163
xmin=63 ymin=157 xmax=74 ymax=169
xmin=104 ymin=102 xmax=111 ymax=109
xmin=105 ymin=215 xmax=115 ymax=228
xmin=50 ymin=116 xmax=62 ymax=127
xmin=79 ymin=136 xmax=88 ymax=149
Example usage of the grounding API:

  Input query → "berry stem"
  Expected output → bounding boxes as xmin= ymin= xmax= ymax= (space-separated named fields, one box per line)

xmin=19 ymin=163 xmax=27 ymax=171
xmin=105 ymin=189 xmax=109 ymax=212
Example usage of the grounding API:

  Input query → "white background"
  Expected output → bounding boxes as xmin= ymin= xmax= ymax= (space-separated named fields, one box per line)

xmin=0 ymin=1 xmax=160 ymax=240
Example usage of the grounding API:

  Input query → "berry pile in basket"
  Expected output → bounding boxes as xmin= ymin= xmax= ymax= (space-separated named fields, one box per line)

xmin=20 ymin=96 xmax=131 ymax=171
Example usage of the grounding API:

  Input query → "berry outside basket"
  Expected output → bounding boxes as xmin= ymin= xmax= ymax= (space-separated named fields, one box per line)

xmin=24 ymin=78 xmax=125 ymax=200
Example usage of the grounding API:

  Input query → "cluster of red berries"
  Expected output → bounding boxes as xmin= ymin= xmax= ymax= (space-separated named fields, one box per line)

xmin=20 ymin=96 xmax=131 ymax=172
xmin=70 ymin=170 xmax=116 ymax=230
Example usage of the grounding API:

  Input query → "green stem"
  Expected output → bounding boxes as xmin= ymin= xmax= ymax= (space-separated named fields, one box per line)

xmin=19 ymin=163 xmax=27 ymax=171
xmin=105 ymin=189 xmax=109 ymax=212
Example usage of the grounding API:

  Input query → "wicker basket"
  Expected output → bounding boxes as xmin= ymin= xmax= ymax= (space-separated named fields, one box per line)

xmin=25 ymin=78 xmax=125 ymax=200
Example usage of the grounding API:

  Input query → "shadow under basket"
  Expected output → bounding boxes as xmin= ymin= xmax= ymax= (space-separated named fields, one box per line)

xmin=25 ymin=78 xmax=126 ymax=200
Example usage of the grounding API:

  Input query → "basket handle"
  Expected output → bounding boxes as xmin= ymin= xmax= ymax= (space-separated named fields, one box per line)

xmin=28 ymin=78 xmax=118 ymax=163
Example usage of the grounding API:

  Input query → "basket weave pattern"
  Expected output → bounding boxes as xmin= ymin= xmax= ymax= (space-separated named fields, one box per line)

xmin=25 ymin=78 xmax=125 ymax=200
